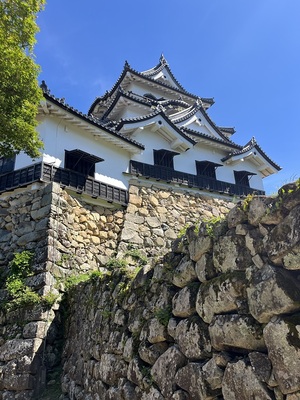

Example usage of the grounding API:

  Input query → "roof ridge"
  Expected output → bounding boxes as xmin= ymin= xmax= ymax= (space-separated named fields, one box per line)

xmin=182 ymin=127 xmax=241 ymax=149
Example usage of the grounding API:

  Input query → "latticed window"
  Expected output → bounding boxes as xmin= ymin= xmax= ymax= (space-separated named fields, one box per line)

xmin=154 ymin=149 xmax=179 ymax=169
xmin=0 ymin=156 xmax=15 ymax=175
xmin=65 ymin=150 xmax=103 ymax=177
xmin=234 ymin=170 xmax=255 ymax=187
xmin=196 ymin=161 xmax=222 ymax=179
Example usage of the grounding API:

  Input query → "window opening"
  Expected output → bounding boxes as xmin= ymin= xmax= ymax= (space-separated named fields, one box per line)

xmin=0 ymin=156 xmax=15 ymax=175
xmin=234 ymin=170 xmax=256 ymax=187
xmin=153 ymin=149 xmax=179 ymax=169
xmin=196 ymin=160 xmax=222 ymax=179
xmin=65 ymin=150 xmax=103 ymax=177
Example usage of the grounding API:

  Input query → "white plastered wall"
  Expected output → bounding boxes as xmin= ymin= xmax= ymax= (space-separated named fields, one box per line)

xmin=15 ymin=115 xmax=133 ymax=189
xmin=131 ymin=128 xmax=264 ymax=190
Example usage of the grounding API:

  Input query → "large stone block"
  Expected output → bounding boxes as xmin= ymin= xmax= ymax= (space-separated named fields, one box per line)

xmin=265 ymin=205 xmax=300 ymax=265
xmin=248 ymin=196 xmax=272 ymax=226
xmin=175 ymin=362 xmax=222 ymax=400
xmin=22 ymin=321 xmax=48 ymax=339
xmin=222 ymin=359 xmax=273 ymax=399
xmin=0 ymin=339 xmax=43 ymax=362
xmin=248 ymin=352 xmax=272 ymax=383
xmin=127 ymin=357 xmax=145 ymax=388
xmin=151 ymin=346 xmax=186 ymax=398
xmin=141 ymin=387 xmax=164 ymax=400
xmin=227 ymin=205 xmax=247 ymax=229
xmin=140 ymin=318 xmax=168 ymax=344
xmin=213 ymin=234 xmax=252 ymax=273
xmin=209 ymin=314 xmax=266 ymax=352
xmin=264 ymin=315 xmax=300 ymax=394
xmin=283 ymin=244 xmax=300 ymax=270
xmin=247 ymin=264 xmax=300 ymax=323
xmin=188 ymin=235 xmax=212 ymax=262
xmin=175 ymin=316 xmax=211 ymax=359
xmin=3 ymin=371 xmax=35 ymax=390
xmin=138 ymin=341 xmax=168 ymax=365
xmin=172 ymin=284 xmax=198 ymax=318
xmin=172 ymin=255 xmax=197 ymax=288
xmin=196 ymin=271 xmax=247 ymax=323
xmin=98 ymin=353 xmax=127 ymax=386
xmin=195 ymin=253 xmax=217 ymax=282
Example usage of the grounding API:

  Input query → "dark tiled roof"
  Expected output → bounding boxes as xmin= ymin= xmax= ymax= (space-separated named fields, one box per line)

xmin=114 ymin=111 xmax=196 ymax=146
xmin=171 ymin=101 xmax=203 ymax=124
xmin=174 ymin=103 xmax=234 ymax=144
xmin=221 ymin=137 xmax=281 ymax=170
xmin=99 ymin=89 xmax=153 ymax=121
xmin=218 ymin=127 xmax=236 ymax=134
xmin=41 ymin=91 xmax=145 ymax=150
xmin=142 ymin=55 xmax=215 ymax=107
xmin=181 ymin=127 xmax=242 ymax=150
xmin=88 ymin=59 xmax=214 ymax=115
xmin=141 ymin=54 xmax=168 ymax=77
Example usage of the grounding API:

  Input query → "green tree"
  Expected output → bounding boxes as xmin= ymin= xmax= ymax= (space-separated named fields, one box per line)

xmin=0 ymin=0 xmax=45 ymax=158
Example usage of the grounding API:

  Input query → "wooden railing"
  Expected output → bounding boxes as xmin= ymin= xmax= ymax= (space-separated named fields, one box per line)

xmin=0 ymin=160 xmax=265 ymax=203
xmin=130 ymin=160 xmax=265 ymax=196
xmin=0 ymin=162 xmax=128 ymax=205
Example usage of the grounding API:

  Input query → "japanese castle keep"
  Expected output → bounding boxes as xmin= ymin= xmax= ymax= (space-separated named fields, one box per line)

xmin=3 ymin=58 xmax=300 ymax=400
xmin=0 ymin=55 xmax=280 ymax=203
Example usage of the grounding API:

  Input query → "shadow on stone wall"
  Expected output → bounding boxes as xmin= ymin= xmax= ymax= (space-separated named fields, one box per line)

xmin=2 ymin=180 xmax=300 ymax=398
xmin=60 ymin=181 xmax=300 ymax=399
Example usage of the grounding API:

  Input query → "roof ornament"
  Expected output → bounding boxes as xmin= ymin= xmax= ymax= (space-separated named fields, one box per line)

xmin=195 ymin=98 xmax=202 ymax=107
xmin=160 ymin=54 xmax=168 ymax=66
xmin=40 ymin=80 xmax=50 ymax=94
xmin=124 ymin=60 xmax=131 ymax=69
xmin=155 ymin=103 xmax=165 ymax=112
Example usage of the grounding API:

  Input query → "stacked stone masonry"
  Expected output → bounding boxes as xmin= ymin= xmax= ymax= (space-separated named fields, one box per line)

xmin=1 ymin=181 xmax=300 ymax=399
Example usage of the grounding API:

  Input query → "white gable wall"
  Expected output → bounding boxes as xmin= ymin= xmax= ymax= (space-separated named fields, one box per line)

xmin=131 ymin=128 xmax=170 ymax=165
xmin=126 ymin=82 xmax=189 ymax=104
xmin=175 ymin=111 xmax=223 ymax=140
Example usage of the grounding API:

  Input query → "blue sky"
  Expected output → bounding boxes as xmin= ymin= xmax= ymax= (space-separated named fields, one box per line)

xmin=35 ymin=0 xmax=300 ymax=194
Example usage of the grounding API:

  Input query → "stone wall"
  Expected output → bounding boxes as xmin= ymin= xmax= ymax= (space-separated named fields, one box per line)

xmin=60 ymin=181 xmax=300 ymax=399
xmin=0 ymin=181 xmax=233 ymax=399
xmin=0 ymin=182 xmax=127 ymax=399
xmin=0 ymin=182 xmax=50 ymax=272
xmin=3 ymin=179 xmax=300 ymax=399
xmin=0 ymin=183 xmax=54 ymax=399
xmin=118 ymin=180 xmax=233 ymax=260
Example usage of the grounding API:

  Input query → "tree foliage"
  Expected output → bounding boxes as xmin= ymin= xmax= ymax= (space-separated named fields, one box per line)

xmin=0 ymin=0 xmax=45 ymax=158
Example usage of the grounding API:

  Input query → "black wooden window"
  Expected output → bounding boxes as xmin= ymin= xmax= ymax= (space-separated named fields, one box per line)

xmin=234 ymin=170 xmax=255 ymax=187
xmin=65 ymin=149 xmax=103 ymax=177
xmin=196 ymin=161 xmax=221 ymax=179
xmin=154 ymin=149 xmax=179 ymax=169
xmin=0 ymin=156 xmax=15 ymax=175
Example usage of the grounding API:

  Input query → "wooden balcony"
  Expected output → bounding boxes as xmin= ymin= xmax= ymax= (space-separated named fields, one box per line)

xmin=130 ymin=160 xmax=265 ymax=196
xmin=0 ymin=162 xmax=128 ymax=205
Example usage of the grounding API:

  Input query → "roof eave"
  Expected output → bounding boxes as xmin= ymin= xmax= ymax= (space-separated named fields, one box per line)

xmin=40 ymin=94 xmax=144 ymax=153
